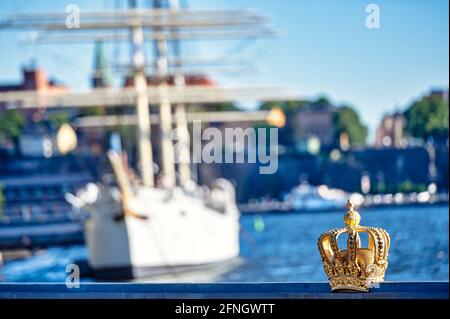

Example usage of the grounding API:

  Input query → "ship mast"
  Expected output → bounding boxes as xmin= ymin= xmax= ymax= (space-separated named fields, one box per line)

xmin=0 ymin=3 xmax=297 ymax=187
xmin=153 ymin=0 xmax=176 ymax=187
xmin=129 ymin=0 xmax=154 ymax=187
xmin=170 ymin=0 xmax=191 ymax=185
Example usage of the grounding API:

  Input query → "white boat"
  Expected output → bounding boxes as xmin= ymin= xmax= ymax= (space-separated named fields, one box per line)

xmin=57 ymin=1 xmax=281 ymax=280
xmin=284 ymin=182 xmax=362 ymax=212
xmin=66 ymin=152 xmax=240 ymax=280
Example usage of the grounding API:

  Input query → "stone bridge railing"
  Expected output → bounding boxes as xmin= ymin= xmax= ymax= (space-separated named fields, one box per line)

xmin=0 ymin=282 xmax=448 ymax=299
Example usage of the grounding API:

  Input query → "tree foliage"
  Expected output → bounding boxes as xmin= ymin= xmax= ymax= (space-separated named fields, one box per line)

xmin=404 ymin=95 xmax=449 ymax=141
xmin=47 ymin=111 xmax=71 ymax=129
xmin=80 ymin=106 xmax=105 ymax=117
xmin=0 ymin=109 xmax=25 ymax=141
xmin=334 ymin=106 xmax=368 ymax=146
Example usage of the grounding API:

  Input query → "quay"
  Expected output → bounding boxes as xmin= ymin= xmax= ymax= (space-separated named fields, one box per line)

xmin=0 ymin=219 xmax=84 ymax=249
xmin=0 ymin=282 xmax=448 ymax=299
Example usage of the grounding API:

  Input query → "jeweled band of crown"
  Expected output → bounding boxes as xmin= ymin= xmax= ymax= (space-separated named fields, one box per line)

xmin=318 ymin=200 xmax=390 ymax=292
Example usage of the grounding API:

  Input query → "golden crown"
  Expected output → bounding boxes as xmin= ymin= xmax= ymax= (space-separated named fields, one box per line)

xmin=318 ymin=200 xmax=390 ymax=292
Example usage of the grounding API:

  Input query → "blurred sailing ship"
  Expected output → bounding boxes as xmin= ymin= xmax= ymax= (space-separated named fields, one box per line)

xmin=0 ymin=0 xmax=292 ymax=278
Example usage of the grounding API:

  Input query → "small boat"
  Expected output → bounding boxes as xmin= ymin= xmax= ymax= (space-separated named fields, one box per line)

xmin=284 ymin=182 xmax=360 ymax=212
xmin=66 ymin=151 xmax=240 ymax=279
xmin=239 ymin=183 xmax=363 ymax=214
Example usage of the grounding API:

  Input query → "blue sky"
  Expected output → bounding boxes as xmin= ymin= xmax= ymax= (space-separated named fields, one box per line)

xmin=0 ymin=0 xmax=448 ymax=141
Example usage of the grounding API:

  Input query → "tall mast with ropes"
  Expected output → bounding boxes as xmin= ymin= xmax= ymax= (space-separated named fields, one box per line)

xmin=129 ymin=0 xmax=154 ymax=187
xmin=153 ymin=0 xmax=176 ymax=187
xmin=0 ymin=2 xmax=295 ymax=188
xmin=170 ymin=0 xmax=191 ymax=185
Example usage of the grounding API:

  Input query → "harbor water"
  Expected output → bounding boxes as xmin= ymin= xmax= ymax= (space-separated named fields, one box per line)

xmin=0 ymin=205 xmax=448 ymax=282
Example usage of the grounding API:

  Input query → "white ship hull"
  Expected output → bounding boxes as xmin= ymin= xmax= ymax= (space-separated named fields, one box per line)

xmin=72 ymin=180 xmax=240 ymax=279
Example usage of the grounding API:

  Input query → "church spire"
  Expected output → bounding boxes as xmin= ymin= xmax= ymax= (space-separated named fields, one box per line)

xmin=92 ymin=41 xmax=112 ymax=88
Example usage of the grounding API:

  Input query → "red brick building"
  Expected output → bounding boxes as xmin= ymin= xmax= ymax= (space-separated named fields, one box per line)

xmin=0 ymin=67 xmax=68 ymax=121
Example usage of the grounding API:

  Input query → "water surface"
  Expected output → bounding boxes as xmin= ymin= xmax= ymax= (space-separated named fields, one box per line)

xmin=1 ymin=205 xmax=448 ymax=282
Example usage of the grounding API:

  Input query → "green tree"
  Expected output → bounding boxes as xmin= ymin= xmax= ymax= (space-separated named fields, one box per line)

xmin=334 ymin=106 xmax=368 ymax=146
xmin=404 ymin=95 xmax=449 ymax=141
xmin=396 ymin=180 xmax=427 ymax=193
xmin=0 ymin=109 xmax=25 ymax=155
xmin=314 ymin=96 xmax=331 ymax=108
xmin=47 ymin=111 xmax=71 ymax=129
xmin=80 ymin=106 xmax=105 ymax=117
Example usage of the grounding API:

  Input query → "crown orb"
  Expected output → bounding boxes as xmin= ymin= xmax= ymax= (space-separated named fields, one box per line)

xmin=344 ymin=200 xmax=361 ymax=228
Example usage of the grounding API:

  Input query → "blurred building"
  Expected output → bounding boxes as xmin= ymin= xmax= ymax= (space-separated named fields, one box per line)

xmin=123 ymin=73 xmax=215 ymax=87
xmin=0 ymin=66 xmax=71 ymax=157
xmin=0 ymin=66 xmax=68 ymax=121
xmin=220 ymin=145 xmax=435 ymax=203
xmin=0 ymin=154 xmax=96 ymax=220
xmin=374 ymin=112 xmax=407 ymax=148
xmin=291 ymin=102 xmax=336 ymax=151
xmin=350 ymin=147 xmax=430 ymax=192
xmin=435 ymin=142 xmax=449 ymax=190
